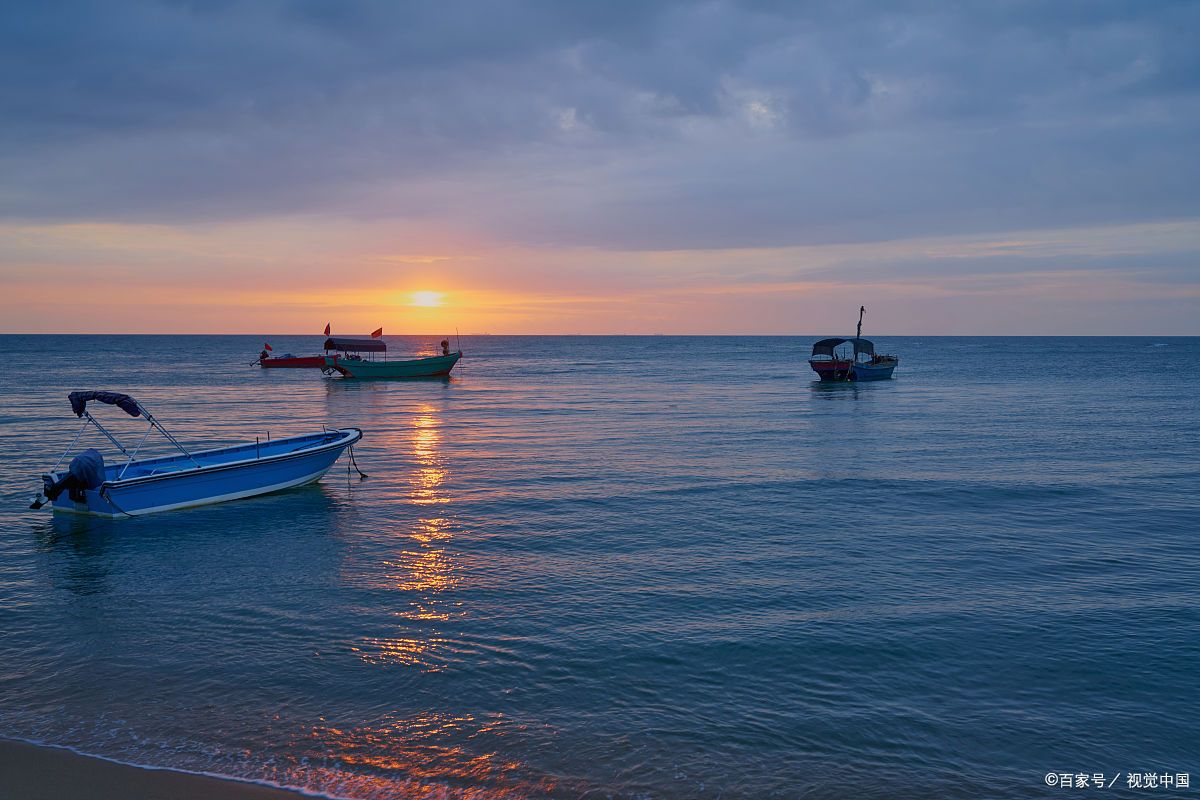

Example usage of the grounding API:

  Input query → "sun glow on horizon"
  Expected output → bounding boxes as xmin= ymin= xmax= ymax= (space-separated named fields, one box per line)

xmin=0 ymin=218 xmax=1196 ymax=335
xmin=410 ymin=291 xmax=445 ymax=308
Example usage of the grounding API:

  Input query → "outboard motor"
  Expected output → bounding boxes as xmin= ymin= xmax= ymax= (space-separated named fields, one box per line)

xmin=30 ymin=448 xmax=106 ymax=508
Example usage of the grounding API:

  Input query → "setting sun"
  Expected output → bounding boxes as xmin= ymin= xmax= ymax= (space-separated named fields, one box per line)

xmin=410 ymin=291 xmax=445 ymax=308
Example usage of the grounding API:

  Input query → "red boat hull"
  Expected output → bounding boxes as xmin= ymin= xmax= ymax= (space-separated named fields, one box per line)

xmin=809 ymin=357 xmax=898 ymax=381
xmin=261 ymin=356 xmax=326 ymax=368
xmin=809 ymin=359 xmax=853 ymax=381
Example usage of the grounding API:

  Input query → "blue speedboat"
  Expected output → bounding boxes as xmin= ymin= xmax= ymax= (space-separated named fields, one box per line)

xmin=29 ymin=391 xmax=362 ymax=517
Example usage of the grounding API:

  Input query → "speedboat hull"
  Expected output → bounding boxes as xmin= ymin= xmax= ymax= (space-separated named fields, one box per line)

xmin=851 ymin=361 xmax=897 ymax=381
xmin=325 ymin=352 xmax=461 ymax=378
xmin=261 ymin=356 xmax=326 ymax=368
xmin=46 ymin=428 xmax=362 ymax=517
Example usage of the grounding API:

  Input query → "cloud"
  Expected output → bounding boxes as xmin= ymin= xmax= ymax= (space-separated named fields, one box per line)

xmin=1 ymin=0 xmax=1198 ymax=253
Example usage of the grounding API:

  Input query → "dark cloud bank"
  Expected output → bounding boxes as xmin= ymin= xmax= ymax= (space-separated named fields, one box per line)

xmin=2 ymin=0 xmax=1198 ymax=249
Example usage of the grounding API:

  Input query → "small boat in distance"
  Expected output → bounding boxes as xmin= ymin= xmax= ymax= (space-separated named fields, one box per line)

xmin=255 ymin=339 xmax=322 ymax=367
xmin=808 ymin=306 xmax=899 ymax=381
xmin=258 ymin=348 xmax=326 ymax=368
xmin=29 ymin=391 xmax=362 ymax=517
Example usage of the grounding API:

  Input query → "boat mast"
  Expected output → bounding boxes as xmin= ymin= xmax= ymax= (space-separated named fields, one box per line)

xmin=847 ymin=305 xmax=865 ymax=380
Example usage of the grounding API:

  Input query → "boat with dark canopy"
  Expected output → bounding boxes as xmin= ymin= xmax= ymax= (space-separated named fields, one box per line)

xmin=322 ymin=335 xmax=461 ymax=379
xmin=29 ymin=391 xmax=362 ymax=517
xmin=808 ymin=307 xmax=899 ymax=381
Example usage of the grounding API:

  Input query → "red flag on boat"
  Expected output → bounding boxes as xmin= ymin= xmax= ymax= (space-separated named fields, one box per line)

xmin=371 ymin=327 xmax=383 ymax=338
xmin=264 ymin=342 xmax=273 ymax=351
xmin=324 ymin=323 xmax=331 ymax=336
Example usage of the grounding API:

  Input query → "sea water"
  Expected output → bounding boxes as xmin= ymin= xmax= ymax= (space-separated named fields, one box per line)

xmin=0 ymin=335 xmax=1197 ymax=798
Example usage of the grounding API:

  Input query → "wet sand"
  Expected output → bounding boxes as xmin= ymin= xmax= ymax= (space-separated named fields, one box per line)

xmin=0 ymin=738 xmax=318 ymax=800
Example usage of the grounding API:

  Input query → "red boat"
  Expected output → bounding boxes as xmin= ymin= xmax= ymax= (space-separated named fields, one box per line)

xmin=260 ymin=355 xmax=326 ymax=368
xmin=255 ymin=340 xmax=327 ymax=368
xmin=255 ymin=328 xmax=387 ymax=369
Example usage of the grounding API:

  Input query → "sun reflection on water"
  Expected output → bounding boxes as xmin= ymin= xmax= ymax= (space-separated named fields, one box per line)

xmin=354 ymin=404 xmax=466 ymax=666
xmin=382 ymin=546 xmax=460 ymax=595
xmin=327 ymin=406 xmax=556 ymax=796
xmin=410 ymin=409 xmax=449 ymax=507
xmin=350 ymin=635 xmax=451 ymax=670
xmin=268 ymin=713 xmax=557 ymax=799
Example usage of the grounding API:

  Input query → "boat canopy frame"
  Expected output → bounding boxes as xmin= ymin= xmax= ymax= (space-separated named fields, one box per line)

xmin=323 ymin=336 xmax=387 ymax=353
xmin=59 ymin=391 xmax=200 ymax=480
xmin=810 ymin=337 xmax=875 ymax=359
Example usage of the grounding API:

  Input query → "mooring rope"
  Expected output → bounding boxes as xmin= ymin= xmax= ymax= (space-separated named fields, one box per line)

xmin=99 ymin=487 xmax=136 ymax=518
xmin=347 ymin=445 xmax=368 ymax=479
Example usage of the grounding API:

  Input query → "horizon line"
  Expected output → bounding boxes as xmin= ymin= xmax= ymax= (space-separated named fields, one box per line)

xmin=0 ymin=332 xmax=1195 ymax=338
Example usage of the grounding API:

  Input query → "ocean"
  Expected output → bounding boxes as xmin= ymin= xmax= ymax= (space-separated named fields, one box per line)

xmin=1 ymin=335 xmax=1197 ymax=799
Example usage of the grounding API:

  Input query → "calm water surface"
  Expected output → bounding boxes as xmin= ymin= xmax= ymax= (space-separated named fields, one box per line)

xmin=0 ymin=335 xmax=1197 ymax=799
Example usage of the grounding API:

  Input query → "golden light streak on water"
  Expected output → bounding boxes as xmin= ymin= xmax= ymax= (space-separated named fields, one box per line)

xmin=381 ymin=543 xmax=460 ymax=594
xmin=410 ymin=408 xmax=448 ymax=506
xmin=349 ymin=636 xmax=449 ymax=670
xmin=279 ymin=713 xmax=558 ymax=799
xmin=354 ymin=403 xmax=464 ymax=663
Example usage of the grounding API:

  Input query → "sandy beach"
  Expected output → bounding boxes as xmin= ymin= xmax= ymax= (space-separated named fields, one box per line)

xmin=0 ymin=739 xmax=316 ymax=800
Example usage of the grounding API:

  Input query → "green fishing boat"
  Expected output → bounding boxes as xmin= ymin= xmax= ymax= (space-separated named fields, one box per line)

xmin=324 ymin=351 xmax=461 ymax=378
xmin=320 ymin=333 xmax=462 ymax=378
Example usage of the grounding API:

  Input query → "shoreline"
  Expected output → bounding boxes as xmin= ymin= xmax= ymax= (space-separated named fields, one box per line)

xmin=0 ymin=738 xmax=334 ymax=800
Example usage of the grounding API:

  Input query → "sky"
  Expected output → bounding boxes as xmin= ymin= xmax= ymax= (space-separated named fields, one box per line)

xmin=1 ymin=0 xmax=1198 ymax=335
